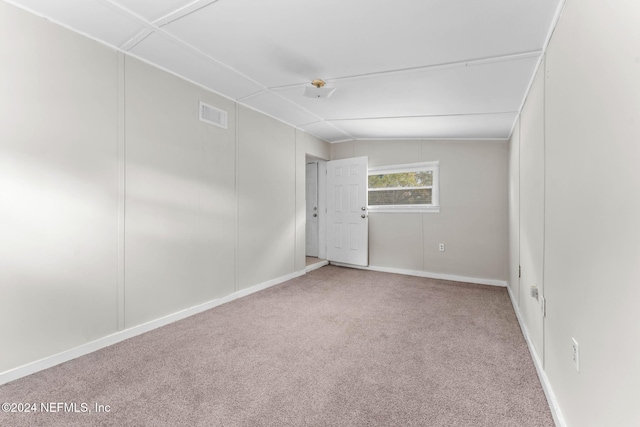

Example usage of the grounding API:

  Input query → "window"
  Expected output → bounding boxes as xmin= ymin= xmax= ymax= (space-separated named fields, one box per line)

xmin=367 ymin=161 xmax=439 ymax=213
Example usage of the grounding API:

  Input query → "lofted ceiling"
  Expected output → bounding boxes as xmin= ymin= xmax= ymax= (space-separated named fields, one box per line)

xmin=6 ymin=0 xmax=563 ymax=142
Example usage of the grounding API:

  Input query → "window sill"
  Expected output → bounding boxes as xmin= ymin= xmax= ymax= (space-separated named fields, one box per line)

xmin=368 ymin=206 xmax=440 ymax=214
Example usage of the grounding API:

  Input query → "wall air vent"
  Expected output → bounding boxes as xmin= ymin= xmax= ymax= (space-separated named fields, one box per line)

xmin=199 ymin=102 xmax=228 ymax=129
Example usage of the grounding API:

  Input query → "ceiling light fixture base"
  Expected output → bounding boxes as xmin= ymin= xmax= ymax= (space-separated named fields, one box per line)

xmin=304 ymin=79 xmax=336 ymax=98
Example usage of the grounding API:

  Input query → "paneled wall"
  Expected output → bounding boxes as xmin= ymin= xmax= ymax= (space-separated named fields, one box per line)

xmin=332 ymin=139 xmax=509 ymax=284
xmin=0 ymin=5 xmax=120 ymax=372
xmin=237 ymin=106 xmax=296 ymax=290
xmin=0 ymin=2 xmax=329 ymax=375
xmin=124 ymin=58 xmax=237 ymax=327
xmin=509 ymin=0 xmax=640 ymax=425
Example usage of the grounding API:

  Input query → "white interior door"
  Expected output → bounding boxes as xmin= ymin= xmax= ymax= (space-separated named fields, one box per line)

xmin=305 ymin=162 xmax=319 ymax=257
xmin=326 ymin=157 xmax=368 ymax=266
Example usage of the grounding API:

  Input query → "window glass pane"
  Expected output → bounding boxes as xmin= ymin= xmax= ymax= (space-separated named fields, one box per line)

xmin=368 ymin=171 xmax=432 ymax=189
xmin=368 ymin=188 xmax=432 ymax=205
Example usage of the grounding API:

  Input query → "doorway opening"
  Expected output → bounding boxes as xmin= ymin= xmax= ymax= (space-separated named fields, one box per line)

xmin=304 ymin=155 xmax=370 ymax=271
xmin=305 ymin=157 xmax=327 ymax=271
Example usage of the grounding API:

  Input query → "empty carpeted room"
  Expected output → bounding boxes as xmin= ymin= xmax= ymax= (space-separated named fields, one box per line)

xmin=0 ymin=0 xmax=638 ymax=426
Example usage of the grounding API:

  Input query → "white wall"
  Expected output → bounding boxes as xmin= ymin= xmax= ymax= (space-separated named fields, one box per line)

xmin=509 ymin=0 xmax=640 ymax=425
xmin=0 ymin=2 xmax=330 ymax=376
xmin=300 ymin=129 xmax=330 ymax=161
xmin=332 ymin=139 xmax=509 ymax=284
xmin=124 ymin=57 xmax=237 ymax=327
xmin=0 ymin=4 xmax=120 ymax=372
xmin=237 ymin=106 xmax=296 ymax=289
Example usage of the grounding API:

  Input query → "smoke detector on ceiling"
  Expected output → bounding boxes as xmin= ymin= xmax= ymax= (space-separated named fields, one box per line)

xmin=303 ymin=79 xmax=336 ymax=98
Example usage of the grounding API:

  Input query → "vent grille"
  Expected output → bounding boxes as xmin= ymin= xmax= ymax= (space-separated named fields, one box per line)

xmin=199 ymin=102 xmax=228 ymax=129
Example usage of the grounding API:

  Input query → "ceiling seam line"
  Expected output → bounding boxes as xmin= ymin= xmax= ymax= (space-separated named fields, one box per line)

xmin=264 ymin=91 xmax=355 ymax=139
xmin=352 ymin=137 xmax=509 ymax=142
xmin=236 ymin=90 xmax=267 ymax=103
xmin=120 ymin=29 xmax=154 ymax=52
xmin=99 ymin=0 xmax=270 ymax=94
xmin=101 ymin=0 xmax=343 ymax=142
xmin=1 ymin=0 xmax=341 ymax=144
xmin=99 ymin=0 xmax=357 ymax=142
xmin=152 ymin=0 xmax=219 ymax=27
xmin=330 ymin=50 xmax=544 ymax=81
xmin=266 ymin=50 xmax=544 ymax=90
xmin=298 ymin=120 xmax=323 ymax=127
xmin=236 ymin=88 xmax=353 ymax=139
xmin=325 ymin=112 xmax=520 ymax=122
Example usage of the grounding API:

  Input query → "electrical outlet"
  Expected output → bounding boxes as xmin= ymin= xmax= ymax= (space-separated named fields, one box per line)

xmin=571 ymin=338 xmax=580 ymax=372
xmin=438 ymin=243 xmax=445 ymax=252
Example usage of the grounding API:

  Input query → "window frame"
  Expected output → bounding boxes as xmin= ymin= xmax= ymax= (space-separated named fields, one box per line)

xmin=367 ymin=161 xmax=440 ymax=213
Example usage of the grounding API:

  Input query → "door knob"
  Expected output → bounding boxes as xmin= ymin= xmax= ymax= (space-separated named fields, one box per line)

xmin=361 ymin=214 xmax=366 ymax=218
xmin=361 ymin=207 xmax=366 ymax=211
xmin=313 ymin=213 xmax=317 ymax=217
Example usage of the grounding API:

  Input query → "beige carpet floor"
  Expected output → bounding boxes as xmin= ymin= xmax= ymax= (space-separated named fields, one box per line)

xmin=0 ymin=266 xmax=554 ymax=426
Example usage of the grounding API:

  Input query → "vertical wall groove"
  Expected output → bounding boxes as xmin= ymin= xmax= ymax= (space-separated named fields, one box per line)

xmin=116 ymin=52 xmax=126 ymax=331
xmin=517 ymin=118 xmax=521 ymax=309
xmin=234 ymin=102 xmax=240 ymax=292
xmin=541 ymin=54 xmax=547 ymax=369
xmin=420 ymin=143 xmax=426 ymax=272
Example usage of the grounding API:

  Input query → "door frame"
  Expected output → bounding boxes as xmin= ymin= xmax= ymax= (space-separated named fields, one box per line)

xmin=305 ymin=157 xmax=327 ymax=260
xmin=305 ymin=161 xmax=319 ymax=257
xmin=317 ymin=160 xmax=327 ymax=260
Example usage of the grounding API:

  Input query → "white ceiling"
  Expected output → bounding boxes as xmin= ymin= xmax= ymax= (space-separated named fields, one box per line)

xmin=7 ymin=0 xmax=563 ymax=142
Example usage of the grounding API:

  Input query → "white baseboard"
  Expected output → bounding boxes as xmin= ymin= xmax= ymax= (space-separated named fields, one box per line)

xmin=506 ymin=284 xmax=566 ymax=427
xmin=305 ymin=260 xmax=329 ymax=272
xmin=0 ymin=270 xmax=306 ymax=386
xmin=330 ymin=262 xmax=508 ymax=287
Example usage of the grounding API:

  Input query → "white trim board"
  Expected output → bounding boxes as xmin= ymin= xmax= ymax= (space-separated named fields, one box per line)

xmin=0 ymin=270 xmax=306 ymax=386
xmin=507 ymin=284 xmax=567 ymax=427
xmin=330 ymin=263 xmax=508 ymax=287
xmin=305 ymin=260 xmax=329 ymax=273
